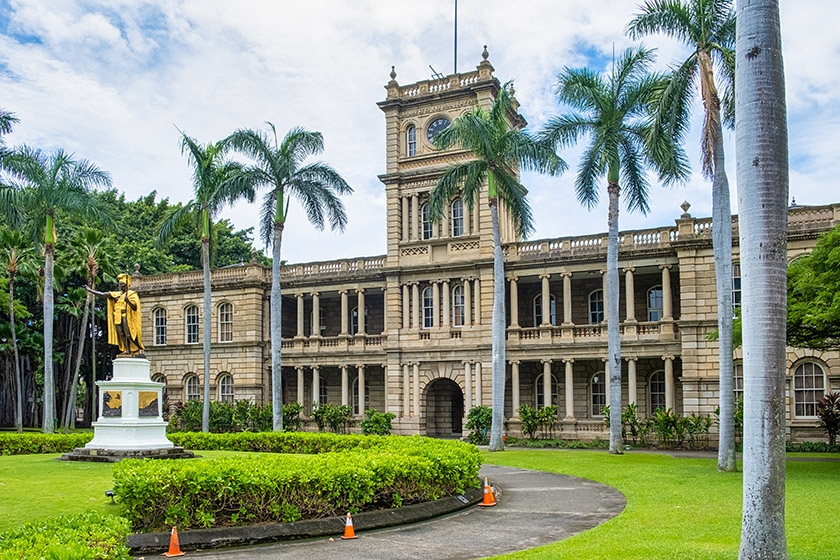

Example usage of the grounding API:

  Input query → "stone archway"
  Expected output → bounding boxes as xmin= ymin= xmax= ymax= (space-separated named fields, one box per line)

xmin=425 ymin=378 xmax=464 ymax=437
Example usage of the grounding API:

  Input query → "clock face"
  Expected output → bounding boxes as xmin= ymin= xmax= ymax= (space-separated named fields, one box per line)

xmin=426 ymin=118 xmax=451 ymax=142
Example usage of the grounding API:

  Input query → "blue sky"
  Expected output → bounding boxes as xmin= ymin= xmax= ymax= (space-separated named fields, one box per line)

xmin=1 ymin=0 xmax=838 ymax=264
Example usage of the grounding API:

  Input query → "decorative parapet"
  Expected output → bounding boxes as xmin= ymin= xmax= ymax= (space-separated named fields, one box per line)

xmin=280 ymin=256 xmax=386 ymax=280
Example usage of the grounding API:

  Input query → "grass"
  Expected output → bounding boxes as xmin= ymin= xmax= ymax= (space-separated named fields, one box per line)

xmin=1 ymin=449 xmax=837 ymax=559
xmin=482 ymin=450 xmax=840 ymax=560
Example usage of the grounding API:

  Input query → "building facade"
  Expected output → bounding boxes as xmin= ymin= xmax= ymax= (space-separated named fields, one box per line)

xmin=136 ymin=50 xmax=839 ymax=442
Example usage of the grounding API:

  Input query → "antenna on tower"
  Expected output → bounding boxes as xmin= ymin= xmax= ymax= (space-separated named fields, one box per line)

xmin=454 ymin=0 xmax=458 ymax=74
xmin=430 ymin=65 xmax=445 ymax=80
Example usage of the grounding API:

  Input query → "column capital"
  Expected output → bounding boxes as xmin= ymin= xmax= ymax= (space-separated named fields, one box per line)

xmin=431 ymin=279 xmax=443 ymax=285
xmin=295 ymin=365 xmax=305 ymax=371
xmin=561 ymin=358 xmax=575 ymax=364
xmin=356 ymin=363 xmax=366 ymax=369
xmin=659 ymin=264 xmax=673 ymax=271
xmin=310 ymin=365 xmax=320 ymax=371
xmin=541 ymin=359 xmax=553 ymax=365
xmin=508 ymin=359 xmax=521 ymax=365
xmin=539 ymin=273 xmax=551 ymax=279
xmin=339 ymin=364 xmax=349 ymax=369
xmin=624 ymin=356 xmax=638 ymax=362
xmin=338 ymin=289 xmax=348 ymax=295
xmin=599 ymin=269 xmax=607 ymax=275
xmin=662 ymin=354 xmax=676 ymax=361
xmin=622 ymin=266 xmax=636 ymax=273
xmin=309 ymin=291 xmax=319 ymax=297
xmin=462 ymin=276 xmax=474 ymax=282
xmin=508 ymin=275 xmax=519 ymax=282
xmin=442 ymin=278 xmax=451 ymax=285
xmin=355 ymin=287 xmax=365 ymax=293
xmin=601 ymin=357 xmax=609 ymax=362
xmin=295 ymin=293 xmax=305 ymax=299
xmin=380 ymin=286 xmax=387 ymax=292
xmin=561 ymin=271 xmax=573 ymax=278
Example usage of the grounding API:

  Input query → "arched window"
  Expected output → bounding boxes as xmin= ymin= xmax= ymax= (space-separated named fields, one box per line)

xmin=451 ymin=199 xmax=464 ymax=237
xmin=152 ymin=373 xmax=167 ymax=395
xmin=732 ymin=262 xmax=741 ymax=310
xmin=794 ymin=362 xmax=826 ymax=417
xmin=534 ymin=373 xmax=559 ymax=408
xmin=351 ymin=306 xmax=368 ymax=335
xmin=185 ymin=305 xmax=200 ymax=344
xmin=421 ymin=203 xmax=433 ymax=240
xmin=185 ymin=374 xmax=201 ymax=401
xmin=218 ymin=373 xmax=234 ymax=402
xmin=649 ymin=370 xmax=666 ymax=412
xmin=533 ymin=294 xmax=557 ymax=326
xmin=153 ymin=308 xmax=167 ymax=345
xmin=351 ymin=377 xmax=370 ymax=415
xmin=590 ymin=373 xmax=606 ymax=417
xmin=589 ymin=290 xmax=604 ymax=324
xmin=218 ymin=302 xmax=233 ymax=343
xmin=647 ymin=286 xmax=663 ymax=322
xmin=452 ymin=284 xmax=465 ymax=327
xmin=422 ymin=286 xmax=434 ymax=329
xmin=406 ymin=125 xmax=417 ymax=157
xmin=734 ymin=363 xmax=744 ymax=402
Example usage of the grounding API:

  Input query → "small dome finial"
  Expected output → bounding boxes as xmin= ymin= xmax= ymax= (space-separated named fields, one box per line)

xmin=482 ymin=45 xmax=489 ymax=61
xmin=680 ymin=201 xmax=692 ymax=219
xmin=390 ymin=65 xmax=397 ymax=80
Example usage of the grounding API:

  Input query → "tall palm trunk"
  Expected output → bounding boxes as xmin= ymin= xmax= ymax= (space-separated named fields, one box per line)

xmin=43 ymin=242 xmax=55 ymax=433
xmin=700 ymin=48 xmax=738 ymax=473
xmin=606 ymin=183 xmax=622 ymax=454
xmin=90 ymin=279 xmax=97 ymax=421
xmin=736 ymin=1 xmax=789 ymax=557
xmin=9 ymin=272 xmax=23 ymax=433
xmin=202 ymin=236 xmax=212 ymax=433
xmin=488 ymin=194 xmax=505 ymax=452
xmin=63 ymin=290 xmax=91 ymax=431
xmin=271 ymin=221 xmax=284 ymax=431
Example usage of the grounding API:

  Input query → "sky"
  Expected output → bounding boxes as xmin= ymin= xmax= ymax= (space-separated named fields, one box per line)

xmin=1 ymin=0 xmax=838 ymax=265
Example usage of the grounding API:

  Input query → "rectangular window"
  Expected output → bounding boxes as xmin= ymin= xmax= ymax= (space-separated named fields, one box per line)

xmin=186 ymin=306 xmax=199 ymax=344
xmin=219 ymin=304 xmax=233 ymax=343
xmin=154 ymin=310 xmax=167 ymax=345
xmin=451 ymin=200 xmax=464 ymax=237
xmin=732 ymin=263 xmax=741 ymax=310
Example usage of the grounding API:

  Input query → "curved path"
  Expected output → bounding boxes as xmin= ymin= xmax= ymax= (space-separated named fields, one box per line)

xmin=181 ymin=465 xmax=625 ymax=560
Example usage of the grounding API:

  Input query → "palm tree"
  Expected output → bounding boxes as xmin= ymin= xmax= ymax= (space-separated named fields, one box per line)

xmin=6 ymin=147 xmax=112 ymax=433
xmin=0 ymin=228 xmax=36 ymax=432
xmin=428 ymin=84 xmax=565 ymax=451
xmin=224 ymin=124 xmax=352 ymax=432
xmin=157 ymin=134 xmax=255 ymax=433
xmin=0 ymin=109 xmax=20 ymax=217
xmin=539 ymin=46 xmax=688 ymax=454
xmin=735 ymin=1 xmax=789 ymax=557
xmin=627 ymin=0 xmax=738 ymax=472
xmin=61 ymin=228 xmax=115 ymax=431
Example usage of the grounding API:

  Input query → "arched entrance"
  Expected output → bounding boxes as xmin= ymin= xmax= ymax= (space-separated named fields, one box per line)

xmin=425 ymin=378 xmax=464 ymax=437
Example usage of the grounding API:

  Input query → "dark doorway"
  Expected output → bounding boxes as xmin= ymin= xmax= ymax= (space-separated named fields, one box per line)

xmin=425 ymin=378 xmax=464 ymax=437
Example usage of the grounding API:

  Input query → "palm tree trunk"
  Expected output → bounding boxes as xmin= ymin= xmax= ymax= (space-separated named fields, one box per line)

xmin=90 ymin=279 xmax=97 ymax=421
xmin=43 ymin=243 xmax=55 ymax=433
xmin=63 ymin=291 xmax=91 ymax=431
xmin=202 ymin=237 xmax=212 ymax=433
xmin=9 ymin=273 xmax=23 ymax=433
xmin=488 ymin=197 xmax=505 ymax=452
xmin=736 ymin=1 xmax=789 ymax=557
xmin=606 ymin=183 xmax=622 ymax=454
xmin=271 ymin=221 xmax=284 ymax=431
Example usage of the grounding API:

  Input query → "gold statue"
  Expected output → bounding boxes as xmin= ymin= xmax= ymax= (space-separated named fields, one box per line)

xmin=86 ymin=273 xmax=144 ymax=356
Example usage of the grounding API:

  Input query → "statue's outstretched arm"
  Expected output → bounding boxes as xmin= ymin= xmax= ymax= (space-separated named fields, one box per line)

xmin=85 ymin=285 xmax=109 ymax=298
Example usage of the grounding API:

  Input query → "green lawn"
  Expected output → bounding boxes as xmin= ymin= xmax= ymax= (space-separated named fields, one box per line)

xmin=1 ymin=450 xmax=837 ymax=559
xmin=482 ymin=450 xmax=840 ymax=560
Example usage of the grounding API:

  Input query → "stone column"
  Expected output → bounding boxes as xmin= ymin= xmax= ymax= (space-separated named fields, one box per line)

xmin=473 ymin=278 xmax=481 ymax=324
xmin=661 ymin=265 xmax=673 ymax=320
xmin=464 ymin=203 xmax=471 ymax=236
xmin=563 ymin=359 xmax=575 ymax=420
xmin=627 ymin=357 xmax=638 ymax=405
xmin=356 ymin=288 xmax=366 ymax=335
xmin=432 ymin=281 xmax=440 ymax=327
xmin=339 ymin=290 xmax=349 ymax=336
xmin=463 ymin=279 xmax=472 ymax=327
xmin=296 ymin=367 xmax=305 ymax=406
xmin=442 ymin=202 xmax=449 ymax=239
xmin=381 ymin=287 xmax=388 ymax=333
xmin=411 ymin=194 xmax=419 ymax=241
xmin=341 ymin=365 xmax=349 ymax=407
xmin=310 ymin=292 xmax=320 ymax=337
xmin=464 ymin=361 xmax=472 ymax=410
xmin=402 ymin=364 xmax=410 ymax=417
xmin=312 ymin=366 xmax=320 ymax=407
xmin=412 ymin=363 xmax=420 ymax=417
xmin=624 ymin=267 xmax=636 ymax=322
xmin=296 ymin=294 xmax=305 ymax=338
xmin=402 ymin=284 xmax=410 ymax=329
xmin=401 ymin=196 xmax=409 ymax=242
xmin=542 ymin=359 xmax=552 ymax=408
xmin=511 ymin=360 xmax=520 ymax=417
xmin=540 ymin=274 xmax=551 ymax=325
xmin=473 ymin=203 xmax=480 ymax=233
xmin=474 ymin=361 xmax=482 ymax=406
xmin=510 ymin=277 xmax=519 ymax=328
xmin=562 ymin=272 xmax=573 ymax=325
xmin=357 ymin=364 xmax=366 ymax=416
xmin=442 ymin=280 xmax=451 ymax=327
xmin=663 ymin=355 xmax=675 ymax=410
xmin=412 ymin=283 xmax=420 ymax=329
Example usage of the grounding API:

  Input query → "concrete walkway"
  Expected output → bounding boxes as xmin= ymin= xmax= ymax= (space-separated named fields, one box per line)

xmin=173 ymin=465 xmax=625 ymax=560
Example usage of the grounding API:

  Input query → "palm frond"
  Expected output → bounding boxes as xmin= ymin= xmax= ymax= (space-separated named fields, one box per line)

xmin=556 ymin=67 xmax=607 ymax=113
xmin=504 ymin=130 xmax=567 ymax=176
xmin=715 ymin=46 xmax=736 ymax=129
xmin=156 ymin=201 xmax=195 ymax=248
xmin=427 ymin=161 xmax=486 ymax=221
xmin=295 ymin=162 xmax=353 ymax=195
xmin=493 ymin=168 xmax=534 ymax=237
xmin=259 ymin=190 xmax=278 ymax=248
xmin=617 ymin=133 xmax=652 ymax=215
xmin=627 ymin=0 xmax=696 ymax=44
xmin=0 ymin=109 xmax=18 ymax=136
xmin=538 ymin=113 xmax=596 ymax=150
xmin=281 ymin=127 xmax=325 ymax=166
xmin=613 ymin=46 xmax=656 ymax=98
xmin=574 ymin=139 xmax=606 ymax=209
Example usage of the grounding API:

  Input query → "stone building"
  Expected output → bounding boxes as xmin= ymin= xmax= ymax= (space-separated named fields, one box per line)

xmin=136 ymin=50 xmax=839 ymax=442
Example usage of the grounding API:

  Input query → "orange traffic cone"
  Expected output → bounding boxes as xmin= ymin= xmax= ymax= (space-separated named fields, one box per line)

xmin=479 ymin=477 xmax=496 ymax=507
xmin=341 ymin=512 xmax=358 ymax=539
xmin=163 ymin=526 xmax=185 ymax=557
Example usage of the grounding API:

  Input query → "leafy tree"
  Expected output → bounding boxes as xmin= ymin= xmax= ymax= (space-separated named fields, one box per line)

xmin=157 ymin=134 xmax=255 ymax=433
xmin=627 ymin=0 xmax=738 ymax=472
xmin=5 ymin=147 xmax=112 ymax=433
xmin=428 ymin=83 xmax=564 ymax=451
xmin=539 ymin=47 xmax=687 ymax=454
xmin=735 ymin=0 xmax=789 ymax=557
xmin=224 ymin=123 xmax=352 ymax=432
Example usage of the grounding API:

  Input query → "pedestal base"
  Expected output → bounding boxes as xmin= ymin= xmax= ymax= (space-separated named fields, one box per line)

xmin=58 ymin=446 xmax=197 ymax=463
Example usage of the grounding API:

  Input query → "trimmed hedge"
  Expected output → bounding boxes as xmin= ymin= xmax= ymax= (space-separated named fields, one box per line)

xmin=0 ymin=512 xmax=131 ymax=559
xmin=114 ymin=433 xmax=481 ymax=531
xmin=0 ymin=433 xmax=93 ymax=455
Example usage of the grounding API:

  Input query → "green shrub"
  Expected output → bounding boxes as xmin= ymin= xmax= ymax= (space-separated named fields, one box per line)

xmin=465 ymin=406 xmax=492 ymax=445
xmin=360 ymin=409 xmax=396 ymax=435
xmin=0 ymin=433 xmax=93 ymax=455
xmin=282 ymin=402 xmax=301 ymax=432
xmin=817 ymin=392 xmax=840 ymax=445
xmin=169 ymin=400 xmax=276 ymax=433
xmin=0 ymin=512 xmax=131 ymax=559
xmin=786 ymin=441 xmax=840 ymax=453
xmin=114 ymin=433 xmax=480 ymax=531
xmin=311 ymin=403 xmax=353 ymax=434
xmin=538 ymin=406 xmax=558 ymax=438
xmin=518 ymin=404 xmax=541 ymax=439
